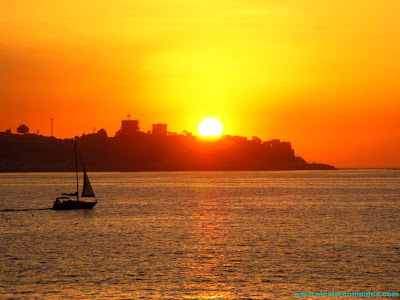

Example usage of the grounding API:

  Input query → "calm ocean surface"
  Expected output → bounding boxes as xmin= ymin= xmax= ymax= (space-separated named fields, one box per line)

xmin=0 ymin=170 xmax=399 ymax=299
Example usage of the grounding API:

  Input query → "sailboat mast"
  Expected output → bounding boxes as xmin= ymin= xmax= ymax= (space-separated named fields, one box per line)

xmin=75 ymin=142 xmax=79 ymax=201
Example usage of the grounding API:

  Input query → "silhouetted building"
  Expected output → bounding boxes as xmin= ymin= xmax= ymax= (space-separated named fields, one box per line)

xmin=152 ymin=123 xmax=167 ymax=136
xmin=121 ymin=119 xmax=139 ymax=136
xmin=182 ymin=130 xmax=192 ymax=137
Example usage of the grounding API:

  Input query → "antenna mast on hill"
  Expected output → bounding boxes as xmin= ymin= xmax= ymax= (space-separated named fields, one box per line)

xmin=50 ymin=118 xmax=54 ymax=137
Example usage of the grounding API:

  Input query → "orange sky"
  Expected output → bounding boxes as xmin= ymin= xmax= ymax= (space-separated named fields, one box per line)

xmin=1 ymin=0 xmax=400 ymax=168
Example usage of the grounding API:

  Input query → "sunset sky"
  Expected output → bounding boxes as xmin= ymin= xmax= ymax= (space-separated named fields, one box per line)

xmin=1 ymin=0 xmax=400 ymax=168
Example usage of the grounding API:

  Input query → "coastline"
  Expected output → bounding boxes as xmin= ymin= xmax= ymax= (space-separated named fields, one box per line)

xmin=0 ymin=132 xmax=336 ymax=172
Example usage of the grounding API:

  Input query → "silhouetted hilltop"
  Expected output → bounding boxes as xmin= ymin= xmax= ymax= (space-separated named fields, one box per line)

xmin=0 ymin=129 xmax=335 ymax=172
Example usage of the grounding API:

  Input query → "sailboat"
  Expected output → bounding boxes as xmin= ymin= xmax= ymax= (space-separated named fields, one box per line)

xmin=52 ymin=143 xmax=97 ymax=210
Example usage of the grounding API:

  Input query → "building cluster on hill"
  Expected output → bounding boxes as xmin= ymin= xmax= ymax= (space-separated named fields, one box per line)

xmin=116 ymin=117 xmax=171 ymax=137
xmin=0 ymin=117 xmax=335 ymax=172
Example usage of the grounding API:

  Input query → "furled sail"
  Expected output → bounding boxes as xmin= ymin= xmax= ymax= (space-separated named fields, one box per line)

xmin=81 ymin=169 xmax=95 ymax=197
xmin=62 ymin=192 xmax=78 ymax=196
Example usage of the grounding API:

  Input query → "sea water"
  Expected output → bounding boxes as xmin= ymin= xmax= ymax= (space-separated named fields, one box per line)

xmin=0 ymin=170 xmax=399 ymax=299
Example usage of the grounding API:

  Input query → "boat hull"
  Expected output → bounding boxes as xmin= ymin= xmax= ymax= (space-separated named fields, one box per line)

xmin=52 ymin=200 xmax=97 ymax=210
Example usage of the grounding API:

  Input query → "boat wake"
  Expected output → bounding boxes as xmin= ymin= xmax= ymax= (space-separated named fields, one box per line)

xmin=0 ymin=208 xmax=52 ymax=212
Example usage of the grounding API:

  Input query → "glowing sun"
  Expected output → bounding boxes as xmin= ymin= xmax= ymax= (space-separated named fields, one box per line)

xmin=198 ymin=118 xmax=223 ymax=137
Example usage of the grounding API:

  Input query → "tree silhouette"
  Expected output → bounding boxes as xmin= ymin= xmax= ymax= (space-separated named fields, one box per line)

xmin=17 ymin=124 xmax=29 ymax=135
xmin=96 ymin=129 xmax=108 ymax=138
xmin=252 ymin=136 xmax=262 ymax=144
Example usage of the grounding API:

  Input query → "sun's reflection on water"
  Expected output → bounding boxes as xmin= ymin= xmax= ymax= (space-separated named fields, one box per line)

xmin=182 ymin=190 xmax=237 ymax=299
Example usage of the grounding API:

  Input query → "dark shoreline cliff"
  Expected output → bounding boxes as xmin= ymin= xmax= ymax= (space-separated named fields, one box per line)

xmin=0 ymin=131 xmax=335 ymax=172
